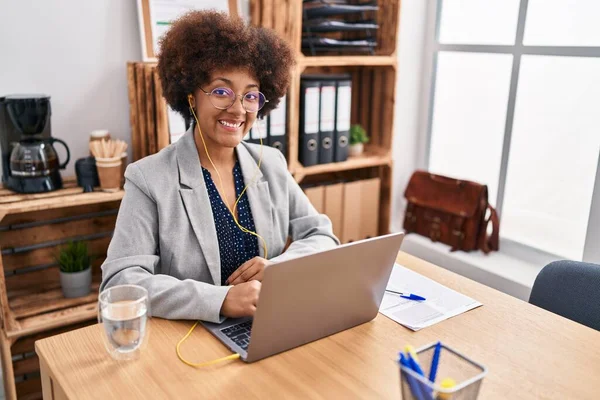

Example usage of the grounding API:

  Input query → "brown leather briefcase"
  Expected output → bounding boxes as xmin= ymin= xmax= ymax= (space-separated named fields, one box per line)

xmin=403 ymin=170 xmax=499 ymax=253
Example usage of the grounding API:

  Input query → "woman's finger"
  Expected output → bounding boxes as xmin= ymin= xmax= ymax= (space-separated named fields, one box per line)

xmin=228 ymin=259 xmax=257 ymax=285
xmin=234 ymin=263 xmax=260 ymax=285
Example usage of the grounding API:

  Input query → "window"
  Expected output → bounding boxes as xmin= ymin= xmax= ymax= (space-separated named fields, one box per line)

xmin=424 ymin=0 xmax=600 ymax=262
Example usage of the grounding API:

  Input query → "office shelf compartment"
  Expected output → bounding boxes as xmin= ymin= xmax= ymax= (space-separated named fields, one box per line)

xmin=250 ymin=0 xmax=399 ymax=58
xmin=292 ymin=65 xmax=396 ymax=173
xmin=244 ymin=1 xmax=400 ymax=237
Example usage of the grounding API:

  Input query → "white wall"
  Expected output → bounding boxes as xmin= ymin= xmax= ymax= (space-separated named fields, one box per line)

xmin=391 ymin=0 xmax=429 ymax=232
xmin=0 ymin=0 xmax=142 ymax=176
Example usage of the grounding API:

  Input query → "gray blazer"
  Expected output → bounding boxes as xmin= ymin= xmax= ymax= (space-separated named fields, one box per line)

xmin=100 ymin=127 xmax=339 ymax=323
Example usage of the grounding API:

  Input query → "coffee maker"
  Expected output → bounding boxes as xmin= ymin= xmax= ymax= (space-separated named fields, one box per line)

xmin=0 ymin=95 xmax=70 ymax=193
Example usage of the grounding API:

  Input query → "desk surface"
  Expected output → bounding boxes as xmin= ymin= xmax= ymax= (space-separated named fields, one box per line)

xmin=36 ymin=252 xmax=600 ymax=399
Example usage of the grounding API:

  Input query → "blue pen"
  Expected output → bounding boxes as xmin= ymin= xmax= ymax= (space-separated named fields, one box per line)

xmin=399 ymin=353 xmax=425 ymax=400
xmin=428 ymin=342 xmax=442 ymax=383
xmin=407 ymin=353 xmax=425 ymax=376
xmin=407 ymin=353 xmax=434 ymax=400
xmin=386 ymin=289 xmax=426 ymax=301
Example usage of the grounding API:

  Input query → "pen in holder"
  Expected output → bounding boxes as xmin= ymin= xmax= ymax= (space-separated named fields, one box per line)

xmin=398 ymin=342 xmax=487 ymax=400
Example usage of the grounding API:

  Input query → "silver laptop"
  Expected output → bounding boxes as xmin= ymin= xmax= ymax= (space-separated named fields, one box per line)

xmin=201 ymin=232 xmax=405 ymax=362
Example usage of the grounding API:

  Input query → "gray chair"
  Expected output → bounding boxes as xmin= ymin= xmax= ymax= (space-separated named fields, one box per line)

xmin=529 ymin=260 xmax=600 ymax=331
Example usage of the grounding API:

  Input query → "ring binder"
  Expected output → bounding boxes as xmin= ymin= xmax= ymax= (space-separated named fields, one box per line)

xmin=335 ymin=76 xmax=351 ymax=162
xmin=299 ymin=79 xmax=321 ymax=166
xmin=267 ymin=95 xmax=287 ymax=159
xmin=318 ymin=78 xmax=336 ymax=164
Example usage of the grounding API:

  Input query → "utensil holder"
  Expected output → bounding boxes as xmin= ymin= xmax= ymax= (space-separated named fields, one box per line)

xmin=95 ymin=156 xmax=122 ymax=192
xmin=399 ymin=343 xmax=487 ymax=400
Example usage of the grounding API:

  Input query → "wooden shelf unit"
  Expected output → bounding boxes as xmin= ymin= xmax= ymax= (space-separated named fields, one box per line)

xmin=251 ymin=0 xmax=400 ymax=236
xmin=0 ymin=177 xmax=122 ymax=400
xmin=297 ymin=55 xmax=397 ymax=68
xmin=293 ymin=145 xmax=392 ymax=182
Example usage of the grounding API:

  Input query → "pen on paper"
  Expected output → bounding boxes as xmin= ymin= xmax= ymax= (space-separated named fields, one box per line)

xmin=385 ymin=289 xmax=426 ymax=301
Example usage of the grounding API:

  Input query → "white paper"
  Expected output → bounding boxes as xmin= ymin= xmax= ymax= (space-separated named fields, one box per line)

xmin=379 ymin=263 xmax=482 ymax=331
xmin=269 ymin=95 xmax=287 ymax=137
xmin=320 ymin=85 xmax=336 ymax=132
xmin=148 ymin=0 xmax=229 ymax=58
xmin=304 ymin=87 xmax=320 ymax=134
xmin=336 ymin=85 xmax=351 ymax=131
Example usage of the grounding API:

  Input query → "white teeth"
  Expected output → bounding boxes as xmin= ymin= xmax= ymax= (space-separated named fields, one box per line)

xmin=219 ymin=120 xmax=242 ymax=128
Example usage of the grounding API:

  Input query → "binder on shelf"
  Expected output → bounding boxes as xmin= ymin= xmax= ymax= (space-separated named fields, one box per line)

xmin=299 ymin=79 xmax=321 ymax=166
xmin=250 ymin=117 xmax=268 ymax=145
xmin=318 ymin=79 xmax=336 ymax=164
xmin=335 ymin=77 xmax=351 ymax=162
xmin=268 ymin=95 xmax=287 ymax=158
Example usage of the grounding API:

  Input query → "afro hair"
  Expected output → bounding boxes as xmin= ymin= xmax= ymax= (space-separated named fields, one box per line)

xmin=157 ymin=10 xmax=295 ymax=121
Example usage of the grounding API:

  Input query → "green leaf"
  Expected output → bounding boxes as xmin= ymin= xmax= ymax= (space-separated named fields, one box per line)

xmin=350 ymin=124 xmax=369 ymax=145
xmin=55 ymin=241 xmax=91 ymax=273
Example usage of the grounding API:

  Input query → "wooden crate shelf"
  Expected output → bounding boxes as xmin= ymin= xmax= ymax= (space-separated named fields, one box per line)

xmin=15 ymin=377 xmax=42 ymax=400
xmin=251 ymin=0 xmax=400 ymax=58
xmin=294 ymin=146 xmax=392 ymax=183
xmin=12 ymin=355 xmax=39 ymax=377
xmin=0 ymin=177 xmax=121 ymax=400
xmin=249 ymin=0 xmax=401 ymax=237
xmin=0 ymin=179 xmax=123 ymax=221
xmin=11 ymin=281 xmax=101 ymax=322
xmin=297 ymin=55 xmax=397 ymax=69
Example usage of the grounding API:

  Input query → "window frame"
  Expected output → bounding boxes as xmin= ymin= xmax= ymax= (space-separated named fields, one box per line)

xmin=419 ymin=0 xmax=600 ymax=263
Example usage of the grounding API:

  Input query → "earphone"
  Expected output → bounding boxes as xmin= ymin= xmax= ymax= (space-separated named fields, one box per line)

xmin=177 ymin=94 xmax=269 ymax=368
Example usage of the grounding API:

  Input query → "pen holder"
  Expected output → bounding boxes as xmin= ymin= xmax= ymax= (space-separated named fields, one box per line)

xmin=95 ymin=156 xmax=122 ymax=192
xmin=399 ymin=343 xmax=487 ymax=400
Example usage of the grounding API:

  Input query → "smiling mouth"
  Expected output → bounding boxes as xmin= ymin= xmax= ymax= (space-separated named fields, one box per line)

xmin=219 ymin=120 xmax=243 ymax=129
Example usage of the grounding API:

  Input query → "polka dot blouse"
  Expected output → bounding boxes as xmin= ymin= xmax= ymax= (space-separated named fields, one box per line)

xmin=201 ymin=161 xmax=259 ymax=285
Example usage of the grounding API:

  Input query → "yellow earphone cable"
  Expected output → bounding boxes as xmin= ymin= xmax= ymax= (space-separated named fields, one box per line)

xmin=176 ymin=96 xmax=268 ymax=368
xmin=189 ymin=97 xmax=268 ymax=259
xmin=176 ymin=321 xmax=241 ymax=367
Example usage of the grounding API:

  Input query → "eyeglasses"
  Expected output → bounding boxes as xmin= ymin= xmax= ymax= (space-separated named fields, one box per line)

xmin=199 ymin=87 xmax=268 ymax=113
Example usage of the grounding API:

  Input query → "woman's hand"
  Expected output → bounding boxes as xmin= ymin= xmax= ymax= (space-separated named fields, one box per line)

xmin=220 ymin=280 xmax=261 ymax=317
xmin=226 ymin=257 xmax=271 ymax=285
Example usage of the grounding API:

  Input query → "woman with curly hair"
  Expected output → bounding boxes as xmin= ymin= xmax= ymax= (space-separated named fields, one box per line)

xmin=101 ymin=11 xmax=338 ymax=322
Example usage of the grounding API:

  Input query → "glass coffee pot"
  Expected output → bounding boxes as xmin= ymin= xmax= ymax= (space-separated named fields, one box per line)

xmin=3 ymin=94 xmax=71 ymax=193
xmin=10 ymin=137 xmax=70 ymax=178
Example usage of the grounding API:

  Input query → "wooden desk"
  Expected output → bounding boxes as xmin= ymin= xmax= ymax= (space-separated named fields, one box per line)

xmin=35 ymin=252 xmax=600 ymax=399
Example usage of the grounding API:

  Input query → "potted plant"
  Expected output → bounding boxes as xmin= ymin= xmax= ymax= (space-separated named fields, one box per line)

xmin=56 ymin=241 xmax=92 ymax=298
xmin=349 ymin=124 xmax=369 ymax=156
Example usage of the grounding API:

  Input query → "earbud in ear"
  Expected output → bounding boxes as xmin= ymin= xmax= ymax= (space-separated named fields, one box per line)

xmin=187 ymin=94 xmax=194 ymax=107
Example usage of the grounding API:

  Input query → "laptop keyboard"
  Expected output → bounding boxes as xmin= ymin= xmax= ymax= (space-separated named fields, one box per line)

xmin=220 ymin=320 xmax=253 ymax=351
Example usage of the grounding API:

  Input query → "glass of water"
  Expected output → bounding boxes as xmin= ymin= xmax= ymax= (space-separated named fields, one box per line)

xmin=98 ymin=284 xmax=150 ymax=361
